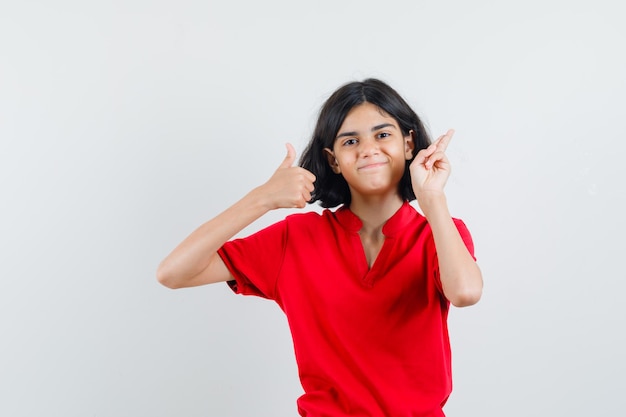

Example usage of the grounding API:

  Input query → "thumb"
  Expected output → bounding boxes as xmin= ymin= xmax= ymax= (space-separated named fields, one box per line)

xmin=278 ymin=142 xmax=296 ymax=169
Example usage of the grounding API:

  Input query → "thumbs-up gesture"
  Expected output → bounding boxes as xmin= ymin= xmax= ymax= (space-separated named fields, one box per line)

xmin=259 ymin=143 xmax=316 ymax=210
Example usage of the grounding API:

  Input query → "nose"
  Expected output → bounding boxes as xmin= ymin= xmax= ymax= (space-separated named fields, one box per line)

xmin=359 ymin=137 xmax=379 ymax=158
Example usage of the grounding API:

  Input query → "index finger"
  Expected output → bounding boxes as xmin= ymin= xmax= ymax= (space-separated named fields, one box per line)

xmin=436 ymin=129 xmax=455 ymax=153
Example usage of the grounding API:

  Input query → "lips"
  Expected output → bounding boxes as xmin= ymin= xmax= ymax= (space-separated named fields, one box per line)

xmin=357 ymin=161 xmax=387 ymax=170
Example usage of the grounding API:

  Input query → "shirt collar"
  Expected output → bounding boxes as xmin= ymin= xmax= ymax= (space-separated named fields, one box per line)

xmin=333 ymin=201 xmax=415 ymax=237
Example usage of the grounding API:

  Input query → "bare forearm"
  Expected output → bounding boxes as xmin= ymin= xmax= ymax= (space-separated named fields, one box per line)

xmin=157 ymin=187 xmax=271 ymax=288
xmin=419 ymin=193 xmax=483 ymax=307
xmin=157 ymin=144 xmax=316 ymax=289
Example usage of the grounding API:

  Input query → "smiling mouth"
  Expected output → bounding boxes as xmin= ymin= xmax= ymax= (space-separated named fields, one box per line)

xmin=358 ymin=162 xmax=387 ymax=170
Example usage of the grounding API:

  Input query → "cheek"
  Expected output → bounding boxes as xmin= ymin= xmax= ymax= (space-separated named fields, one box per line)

xmin=335 ymin=152 xmax=354 ymax=166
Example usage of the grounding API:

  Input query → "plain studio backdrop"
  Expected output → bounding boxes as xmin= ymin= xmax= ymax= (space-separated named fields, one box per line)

xmin=1 ymin=1 xmax=624 ymax=416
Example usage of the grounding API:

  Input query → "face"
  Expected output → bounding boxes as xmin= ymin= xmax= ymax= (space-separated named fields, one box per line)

xmin=324 ymin=102 xmax=414 ymax=200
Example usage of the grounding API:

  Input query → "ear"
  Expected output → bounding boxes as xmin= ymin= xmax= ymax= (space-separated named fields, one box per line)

xmin=404 ymin=130 xmax=415 ymax=160
xmin=324 ymin=148 xmax=341 ymax=173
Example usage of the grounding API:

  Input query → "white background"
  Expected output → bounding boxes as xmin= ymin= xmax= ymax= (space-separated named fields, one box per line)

xmin=1 ymin=1 xmax=624 ymax=416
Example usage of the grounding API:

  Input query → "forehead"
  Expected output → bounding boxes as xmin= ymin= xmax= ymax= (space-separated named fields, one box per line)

xmin=339 ymin=102 xmax=397 ymax=130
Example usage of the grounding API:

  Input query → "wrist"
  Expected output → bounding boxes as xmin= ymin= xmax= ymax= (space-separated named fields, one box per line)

xmin=245 ymin=186 xmax=275 ymax=213
xmin=416 ymin=191 xmax=448 ymax=220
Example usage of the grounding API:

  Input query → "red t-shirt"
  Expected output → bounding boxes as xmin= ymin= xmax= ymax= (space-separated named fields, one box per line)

xmin=218 ymin=201 xmax=475 ymax=417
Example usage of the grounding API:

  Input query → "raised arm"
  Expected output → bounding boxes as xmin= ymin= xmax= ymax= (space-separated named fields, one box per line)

xmin=157 ymin=143 xmax=316 ymax=289
xmin=410 ymin=130 xmax=483 ymax=307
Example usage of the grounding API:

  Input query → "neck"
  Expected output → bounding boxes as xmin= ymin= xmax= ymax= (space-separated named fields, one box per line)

xmin=348 ymin=192 xmax=404 ymax=235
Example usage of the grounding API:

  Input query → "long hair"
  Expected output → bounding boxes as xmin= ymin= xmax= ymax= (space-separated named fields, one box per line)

xmin=299 ymin=78 xmax=431 ymax=208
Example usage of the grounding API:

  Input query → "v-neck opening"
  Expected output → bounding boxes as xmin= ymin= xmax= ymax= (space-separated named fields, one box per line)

xmin=334 ymin=201 xmax=415 ymax=287
xmin=360 ymin=236 xmax=396 ymax=287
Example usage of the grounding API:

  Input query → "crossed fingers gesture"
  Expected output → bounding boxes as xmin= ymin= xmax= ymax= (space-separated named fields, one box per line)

xmin=410 ymin=129 xmax=455 ymax=197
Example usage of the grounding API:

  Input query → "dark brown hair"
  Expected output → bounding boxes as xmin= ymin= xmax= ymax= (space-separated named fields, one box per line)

xmin=299 ymin=78 xmax=431 ymax=208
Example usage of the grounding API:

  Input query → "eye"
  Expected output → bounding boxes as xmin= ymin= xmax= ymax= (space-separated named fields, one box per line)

xmin=377 ymin=132 xmax=391 ymax=139
xmin=342 ymin=138 xmax=358 ymax=146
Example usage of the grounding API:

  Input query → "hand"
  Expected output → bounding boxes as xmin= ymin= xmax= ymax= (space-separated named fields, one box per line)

xmin=409 ymin=129 xmax=454 ymax=197
xmin=259 ymin=143 xmax=316 ymax=209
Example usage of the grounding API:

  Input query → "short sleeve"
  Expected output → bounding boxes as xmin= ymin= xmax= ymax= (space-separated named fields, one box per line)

xmin=453 ymin=218 xmax=476 ymax=261
xmin=217 ymin=220 xmax=287 ymax=300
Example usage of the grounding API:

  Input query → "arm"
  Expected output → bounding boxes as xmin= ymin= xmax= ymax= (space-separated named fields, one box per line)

xmin=156 ymin=143 xmax=316 ymax=289
xmin=410 ymin=130 xmax=483 ymax=307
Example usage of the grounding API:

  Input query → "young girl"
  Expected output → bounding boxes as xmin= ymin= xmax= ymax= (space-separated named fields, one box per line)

xmin=157 ymin=78 xmax=483 ymax=416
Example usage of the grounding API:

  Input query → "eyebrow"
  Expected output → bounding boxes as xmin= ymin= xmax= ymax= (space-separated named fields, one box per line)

xmin=335 ymin=123 xmax=397 ymax=140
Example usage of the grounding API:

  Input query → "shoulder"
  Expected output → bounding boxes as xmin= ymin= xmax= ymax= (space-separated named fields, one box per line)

xmin=401 ymin=205 xmax=472 ymax=242
xmin=421 ymin=216 xmax=472 ymax=240
xmin=282 ymin=208 xmax=344 ymax=237
xmin=284 ymin=208 xmax=334 ymax=227
xmin=406 ymin=203 xmax=471 ymax=235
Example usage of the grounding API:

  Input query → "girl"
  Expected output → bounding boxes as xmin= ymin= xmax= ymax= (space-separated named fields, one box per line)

xmin=157 ymin=78 xmax=483 ymax=416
